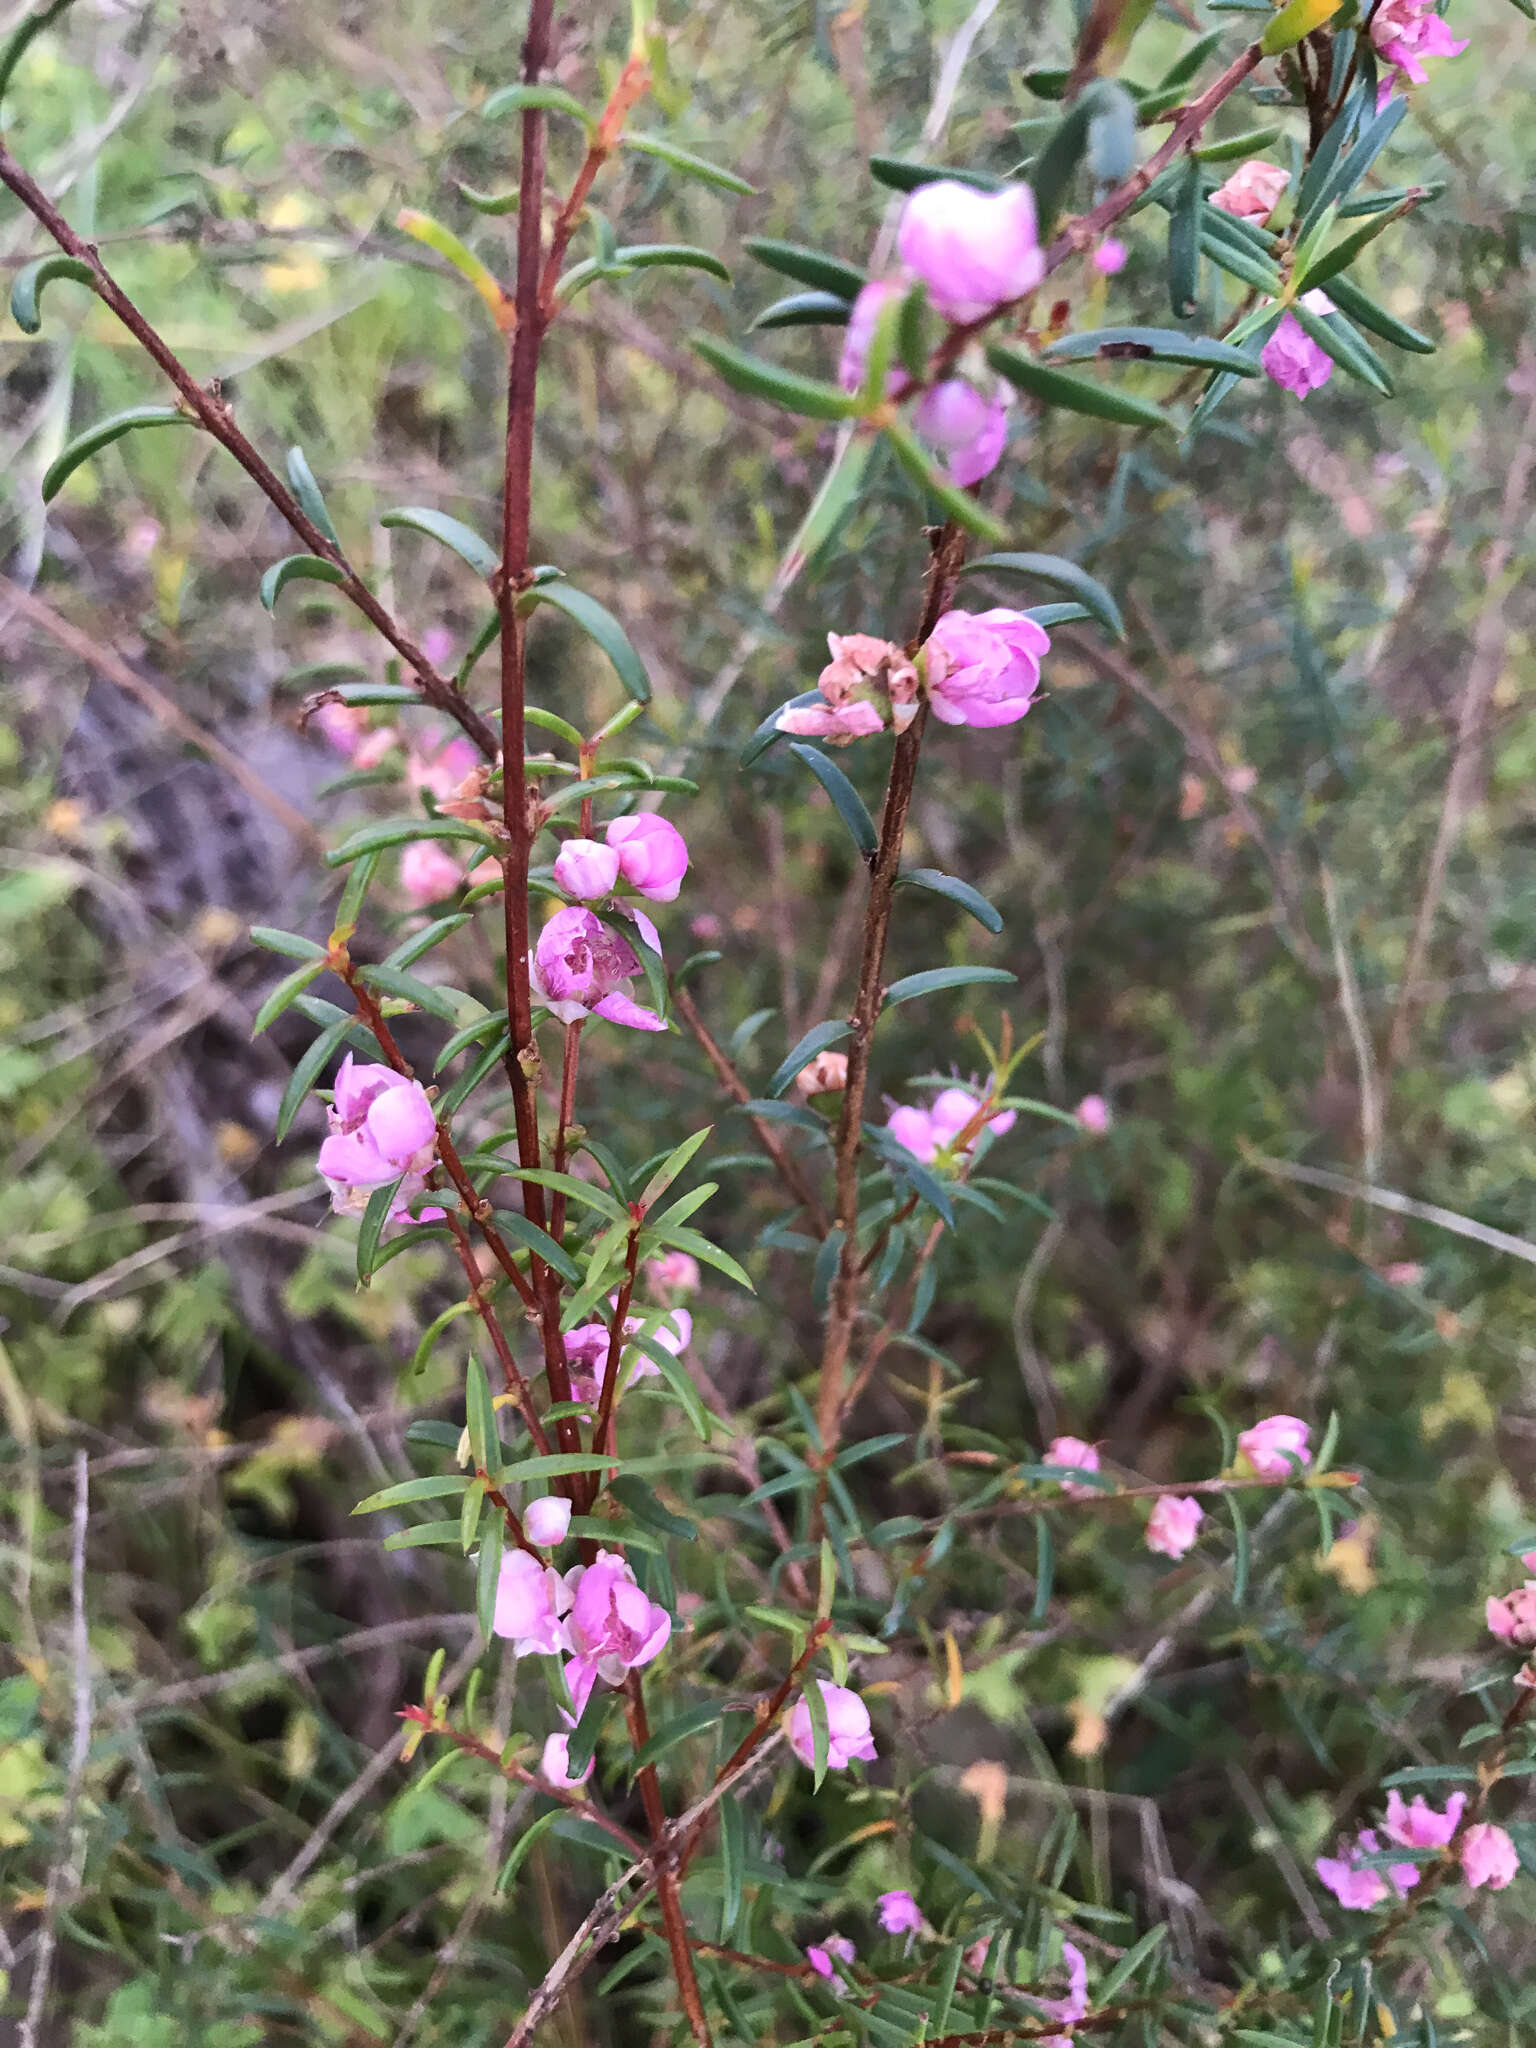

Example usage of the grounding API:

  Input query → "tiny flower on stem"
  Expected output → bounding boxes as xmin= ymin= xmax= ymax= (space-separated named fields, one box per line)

xmin=1384 ymin=1788 xmax=1465 ymax=1848
xmin=400 ymin=840 xmax=463 ymax=907
xmin=886 ymin=1085 xmax=1014 ymax=1165
xmin=530 ymin=906 xmax=665 ymax=1031
xmin=564 ymin=1550 xmax=672 ymax=1715
xmin=1371 ymin=0 xmax=1467 ymax=93
xmin=796 ymin=1050 xmax=849 ymax=1096
xmin=923 ymin=609 xmax=1049 ymax=728
xmin=1237 ymin=1414 xmax=1311 ymax=1479
xmin=896 ymin=179 xmax=1044 ymax=324
xmin=1045 ymin=1436 xmax=1101 ymax=1499
xmin=1075 ymin=1093 xmax=1110 ymax=1134
xmin=1145 ymin=1495 xmax=1203 ymax=1559
xmin=523 ymin=1495 xmax=573 ymax=1548
xmin=492 ymin=1550 xmax=573 ymax=1658
xmin=1460 ymin=1822 xmax=1519 ymax=1891
xmin=553 ymin=837 xmax=622 ymax=901
xmin=1315 ymin=1829 xmax=1419 ymax=1909
xmin=540 ymin=1727 xmax=593 ymax=1790
xmin=912 ymin=378 xmax=1010 ymax=487
xmin=1092 ymin=236 xmax=1128 ymax=275
xmin=1486 ymin=1581 xmax=1536 ymax=1647
xmin=876 ymin=1889 xmax=923 ymax=1935
xmin=1037 ymin=1940 xmax=1089 ymax=2047
xmin=1209 ymin=159 xmax=1290 ymax=222
xmin=605 ymin=814 xmax=689 ymax=902
xmin=316 ymin=1057 xmax=440 ymax=1221
xmin=806 ymin=1933 xmax=856 ymax=1989
xmin=1260 ymin=293 xmax=1336 ymax=399
xmin=787 ymin=1680 xmax=877 ymax=1771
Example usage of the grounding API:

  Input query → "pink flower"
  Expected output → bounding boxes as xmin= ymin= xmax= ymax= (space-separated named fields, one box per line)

xmin=313 ymin=700 xmax=370 ymax=756
xmin=1045 ymin=1436 xmax=1101 ymax=1499
xmin=1486 ymin=1582 xmax=1536 ymax=1647
xmin=563 ymin=1307 xmax=692 ymax=1406
xmin=1260 ymin=311 xmax=1333 ymax=398
xmin=1237 ymin=1415 xmax=1311 ymax=1479
xmin=530 ymin=906 xmax=665 ymax=1031
xmin=647 ymin=1251 xmax=700 ymax=1295
xmin=1460 ymin=1822 xmax=1519 ymax=1891
xmin=897 ymin=180 xmax=1044 ymax=324
xmin=1145 ymin=1495 xmax=1204 ymax=1559
xmin=777 ymin=699 xmax=887 ymax=745
xmin=886 ymin=1086 xmax=1013 ymax=1164
xmin=913 ymin=378 xmax=1010 ymax=487
xmin=923 ymin=608 xmax=1049 ymax=728
xmin=1037 ymin=1940 xmax=1088 ymax=2045
xmin=1371 ymin=0 xmax=1467 ymax=87
xmin=492 ymin=1549 xmax=573 ymax=1658
xmin=806 ymin=1932 xmax=857 ymax=1987
xmin=421 ymin=625 xmax=454 ymax=668
xmin=1384 ymin=1789 xmax=1466 ymax=1850
xmin=553 ymin=837 xmax=622 ymax=901
xmin=796 ymin=1050 xmax=849 ymax=1096
xmin=1382 ymin=1260 xmax=1424 ymax=1286
xmin=606 ymin=815 xmax=690 ymax=903
xmin=523 ymin=1496 xmax=573 ymax=1548
xmin=564 ymin=1550 xmax=672 ymax=1714
xmin=1209 ymin=159 xmax=1290 ymax=223
xmin=1075 ymin=1093 xmax=1111 ymax=1134
xmin=1092 ymin=236 xmax=1128 ymax=276
xmin=316 ymin=1057 xmax=438 ymax=1217
xmin=540 ymin=1728 xmax=593 ymax=1789
xmin=353 ymin=725 xmax=401 ymax=771
xmin=1315 ymin=1829 xmax=1418 ymax=1909
xmin=399 ymin=839 xmax=463 ymax=907
xmin=787 ymin=1680 xmax=878 ymax=1772
xmin=838 ymin=280 xmax=909 ymax=396
xmin=407 ymin=735 xmax=479 ymax=804
xmin=877 ymin=1889 xmax=922 ymax=1935
xmin=964 ymin=1938 xmax=991 ymax=1972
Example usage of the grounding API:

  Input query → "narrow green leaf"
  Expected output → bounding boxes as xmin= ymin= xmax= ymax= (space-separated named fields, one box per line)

xmin=613 ymin=241 xmax=731 ymax=282
xmin=498 ymin=1452 xmax=624 ymax=1482
xmin=1292 ymin=300 xmax=1393 ymax=396
xmin=1156 ymin=28 xmax=1224 ymax=91
xmin=627 ymin=1700 xmax=722 ymax=1776
xmin=562 ymin=1680 xmax=612 ymax=1779
xmin=0 ymin=0 xmax=76 ymax=113
xmin=691 ymin=335 xmax=858 ymax=421
xmin=481 ymin=81 xmax=594 ymax=131
xmin=883 ymin=421 xmax=1008 ymax=543
xmin=411 ymin=1299 xmax=478 ymax=1379
xmin=465 ymin=1357 xmax=499 ymax=1474
xmin=1324 ymin=274 xmax=1434 ymax=353
xmin=647 ymin=1224 xmax=753 ymax=1292
xmin=751 ymin=288 xmax=852 ymax=332
xmin=1300 ymin=92 xmax=1406 ymax=234
xmin=884 ymin=965 xmax=1016 ymax=1006
xmin=286 ymin=445 xmax=339 ymax=546
xmin=489 ymin=1211 xmax=582 ymax=1287
xmin=802 ymin=1676 xmax=831 ymax=1789
xmin=10 ymin=252 xmax=95 ymax=335
xmin=491 ymin=1165 xmax=627 ymax=1223
xmin=355 ymin=963 xmax=463 ymax=1023
xmin=325 ymin=817 xmax=495 ymax=868
xmin=867 ymin=155 xmax=1002 ymax=194
xmin=475 ymin=1508 xmax=503 ymax=1628
xmin=1260 ymin=0 xmax=1345 ymax=56
xmin=638 ymin=1125 xmax=713 ymax=1210
xmin=1199 ymin=232 xmax=1283 ymax=296
xmin=959 ymin=550 xmax=1124 ymax=636
xmin=785 ymin=430 xmax=875 ymax=576
xmin=894 ymin=867 xmax=1004 ymax=933
xmin=457 ymin=180 xmax=521 ymax=214
xmin=260 ymin=554 xmax=347 ymax=611
xmin=1228 ymin=1491 xmax=1251 ymax=1603
xmin=356 ymin=1180 xmax=401 ymax=1284
xmin=354 ymin=1474 xmax=471 ymax=1514
xmin=987 ymin=345 xmax=1172 ymax=431
xmin=768 ymin=1021 xmax=854 ymax=1099
xmin=250 ymin=926 xmax=326 ymax=963
xmin=253 ymin=958 xmax=326 ymax=1035
xmin=42 ymin=405 xmax=192 ymax=503
xmin=1299 ymin=195 xmax=1420 ymax=292
xmin=622 ymin=131 xmax=756 ymax=195
xmin=741 ymin=237 xmax=865 ymax=300
xmin=787 ymin=742 xmax=878 ymax=857
xmin=1030 ymin=1516 xmax=1054 ymax=1624
xmin=1032 ymin=85 xmax=1119 ymax=237
xmin=380 ymin=505 xmax=498 ymax=579
xmin=1194 ymin=124 xmax=1283 ymax=163
xmin=276 ymin=1015 xmax=354 ymax=1141
xmin=383 ymin=1521 xmax=464 ymax=1550
xmin=495 ymin=1807 xmax=563 ymax=1892
xmin=626 ymin=1332 xmax=711 ymax=1439
xmin=719 ymin=1794 xmax=745 ymax=1937
xmin=1096 ymin=1924 xmax=1168 ymax=2001
xmin=1043 ymin=325 xmax=1259 ymax=377
xmin=524 ymin=582 xmax=651 ymax=703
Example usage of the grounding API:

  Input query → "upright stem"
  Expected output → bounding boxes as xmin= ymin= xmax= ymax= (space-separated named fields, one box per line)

xmin=623 ymin=1676 xmax=714 ymax=2048
xmin=814 ymin=524 xmax=967 ymax=1457
xmin=550 ymin=1019 xmax=584 ymax=1243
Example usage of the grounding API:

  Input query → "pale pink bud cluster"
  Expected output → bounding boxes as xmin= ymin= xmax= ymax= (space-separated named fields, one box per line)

xmin=1045 ymin=1436 xmax=1101 ymax=1499
xmin=1370 ymin=0 xmax=1467 ymax=90
xmin=1317 ymin=1796 xmax=1519 ymax=1907
xmin=316 ymin=1055 xmax=442 ymax=1223
xmin=400 ymin=839 xmax=464 ymax=907
xmin=886 ymin=1085 xmax=1015 ymax=1166
xmin=407 ymin=735 xmax=480 ymax=805
xmin=1145 ymin=1494 xmax=1204 ymax=1559
xmin=924 ymin=609 xmax=1049 ymax=728
xmin=1209 ymin=159 xmax=1290 ymax=223
xmin=1315 ymin=1828 xmax=1419 ymax=1910
xmin=787 ymin=1680 xmax=877 ymax=1771
xmin=554 ymin=815 xmax=689 ymax=905
xmin=1486 ymin=1579 xmax=1536 ymax=1647
xmin=530 ymin=906 xmax=665 ymax=1031
xmin=1237 ymin=1414 xmax=1311 ymax=1478
xmin=1260 ymin=293 xmax=1336 ymax=398
xmin=778 ymin=633 xmax=921 ymax=747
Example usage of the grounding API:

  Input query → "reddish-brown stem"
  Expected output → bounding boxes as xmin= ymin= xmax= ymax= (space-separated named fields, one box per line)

xmin=400 ymin=1709 xmax=645 ymax=1856
xmin=814 ymin=525 xmax=967 ymax=1460
xmin=588 ymin=1219 xmax=643 ymax=1502
xmin=672 ymin=984 xmax=831 ymax=1233
xmin=623 ymin=1676 xmax=714 ymax=2048
xmin=0 ymin=146 xmax=497 ymax=760
xmin=444 ymin=1212 xmax=551 ymax=1458
xmin=536 ymin=56 xmax=652 ymax=319
xmin=550 ymin=1018 xmax=584 ymax=1243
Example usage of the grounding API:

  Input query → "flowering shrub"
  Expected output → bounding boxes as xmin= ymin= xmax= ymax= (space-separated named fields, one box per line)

xmin=2 ymin=0 xmax=1534 ymax=2044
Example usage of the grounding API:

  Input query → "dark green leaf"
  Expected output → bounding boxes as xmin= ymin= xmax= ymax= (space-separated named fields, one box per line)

xmin=751 ymin=289 xmax=852 ymax=332
xmin=883 ymin=422 xmax=1008 ymax=542
xmin=802 ymin=1674 xmax=831 ymax=1789
xmin=276 ymin=1015 xmax=354 ymax=1141
xmin=622 ymin=131 xmax=756 ymax=195
xmin=252 ymin=959 xmax=326 ymax=1035
xmin=627 ymin=1700 xmax=722 ymax=1776
xmin=475 ymin=1514 xmax=504 ymax=1639
xmin=325 ymin=817 xmax=495 ymax=867
xmin=1042 ymin=325 xmax=1259 ymax=377
xmin=465 ymin=1357 xmax=499 ymax=1474
xmin=385 ymin=915 xmax=472 ymax=972
xmin=562 ymin=1681 xmax=612 ymax=1779
xmin=719 ymin=1794 xmax=745 ymax=1937
xmin=0 ymin=0 xmax=77 ymax=115
xmin=613 ymin=241 xmax=731 ymax=282
xmin=741 ymin=237 xmax=865 ymax=300
xmin=457 ymin=181 xmax=521 ymax=214
xmin=356 ymin=1180 xmax=401 ymax=1284
xmin=495 ymin=1808 xmax=563 ymax=1892
xmin=884 ymin=965 xmax=1016 ymax=1006
xmin=1324 ymin=274 xmax=1434 ymax=353
xmin=42 ymin=405 xmax=193 ymax=503
xmin=383 ymin=1521 xmax=465 ymax=1550
xmin=355 ymin=963 xmax=463 ymax=1023
xmin=1228 ymin=1491 xmax=1251 ymax=1603
xmin=787 ymin=742 xmax=878 ymax=856
xmin=1300 ymin=92 xmax=1406 ymax=234
xmin=959 ymin=550 xmax=1124 ymax=636
xmin=524 ymin=583 xmax=651 ymax=703
xmin=286 ymin=445 xmax=339 ymax=546
xmin=481 ymin=81 xmax=594 ymax=130
xmin=1292 ymin=300 xmax=1393 ymax=396
xmin=380 ymin=505 xmax=498 ymax=579
xmin=497 ymin=1452 xmax=624 ymax=1482
xmin=354 ymin=1474 xmax=471 ymax=1514
xmin=987 ymin=345 xmax=1173 ymax=431
xmin=10 ymin=252 xmax=95 ymax=335
xmin=1033 ymin=83 xmax=1133 ymax=237
xmin=867 ymin=155 xmax=1002 ymax=194
xmin=1194 ymin=124 xmax=1283 ymax=163
xmin=260 ymin=554 xmax=347 ymax=611
xmin=609 ymin=1476 xmax=697 ymax=1540
xmin=250 ymin=926 xmax=325 ymax=963
xmin=768 ymin=1020 xmax=854 ymax=1098
xmin=1199 ymin=231 xmax=1283 ymax=295
xmin=1169 ymin=155 xmax=1202 ymax=318
xmin=1030 ymin=1516 xmax=1054 ymax=1623
xmin=894 ymin=867 xmax=1004 ymax=934
xmin=488 ymin=1211 xmax=582 ymax=1288
xmin=1299 ymin=196 xmax=1419 ymax=291
xmin=691 ymin=335 xmax=858 ymax=421
xmin=1156 ymin=28 xmax=1224 ymax=90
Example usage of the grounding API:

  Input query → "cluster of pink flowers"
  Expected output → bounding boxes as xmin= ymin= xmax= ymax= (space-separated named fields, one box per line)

xmin=529 ymin=905 xmax=665 ymax=1031
xmin=787 ymin=1680 xmax=877 ymax=1771
xmin=493 ymin=1546 xmax=672 ymax=1717
xmin=1486 ymin=1568 xmax=1536 ymax=1649
xmin=780 ymin=607 xmax=1049 ymax=746
xmin=1370 ymin=0 xmax=1467 ymax=95
xmin=1316 ymin=1787 xmax=1518 ymax=1907
xmin=553 ymin=813 xmax=690 ymax=905
xmin=777 ymin=633 xmax=920 ymax=745
xmin=886 ymin=1084 xmax=1015 ymax=1166
xmin=1045 ymin=1436 xmax=1102 ymax=1499
xmin=316 ymin=1056 xmax=444 ymax=1223
xmin=805 ymin=1930 xmax=856 ymax=1990
xmin=561 ymin=1304 xmax=692 ymax=1407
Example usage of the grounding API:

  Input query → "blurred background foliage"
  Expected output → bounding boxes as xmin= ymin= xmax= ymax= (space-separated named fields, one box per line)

xmin=2 ymin=0 xmax=1535 ymax=2040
